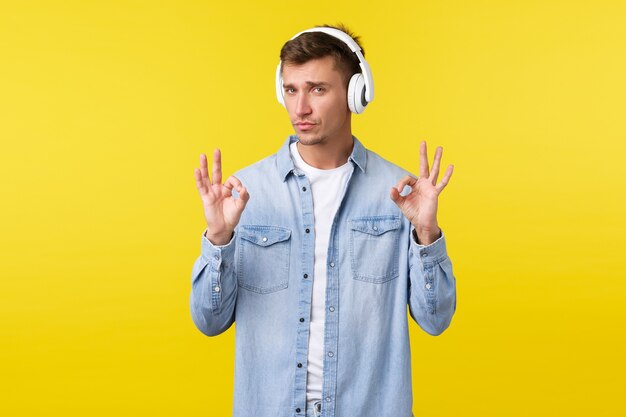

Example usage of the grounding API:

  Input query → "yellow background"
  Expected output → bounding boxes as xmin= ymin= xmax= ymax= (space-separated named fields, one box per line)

xmin=1 ymin=0 xmax=624 ymax=415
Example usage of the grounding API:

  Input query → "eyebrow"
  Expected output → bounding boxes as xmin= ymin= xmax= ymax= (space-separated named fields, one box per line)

xmin=283 ymin=81 xmax=331 ymax=89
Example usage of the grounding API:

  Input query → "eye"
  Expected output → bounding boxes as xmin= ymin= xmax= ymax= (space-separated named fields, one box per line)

xmin=313 ymin=87 xmax=325 ymax=93
xmin=284 ymin=87 xmax=295 ymax=94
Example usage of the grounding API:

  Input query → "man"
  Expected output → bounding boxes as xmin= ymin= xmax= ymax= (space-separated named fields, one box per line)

xmin=190 ymin=24 xmax=456 ymax=417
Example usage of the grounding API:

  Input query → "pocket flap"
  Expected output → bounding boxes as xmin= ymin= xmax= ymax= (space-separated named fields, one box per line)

xmin=239 ymin=225 xmax=292 ymax=247
xmin=350 ymin=217 xmax=401 ymax=236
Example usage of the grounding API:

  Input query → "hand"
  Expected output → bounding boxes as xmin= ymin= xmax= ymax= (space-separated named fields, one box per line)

xmin=194 ymin=149 xmax=249 ymax=245
xmin=390 ymin=140 xmax=454 ymax=245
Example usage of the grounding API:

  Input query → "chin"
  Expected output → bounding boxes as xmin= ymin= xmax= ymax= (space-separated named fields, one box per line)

xmin=295 ymin=133 xmax=325 ymax=146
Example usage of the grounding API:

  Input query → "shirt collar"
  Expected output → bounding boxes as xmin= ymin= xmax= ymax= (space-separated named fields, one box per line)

xmin=276 ymin=134 xmax=367 ymax=182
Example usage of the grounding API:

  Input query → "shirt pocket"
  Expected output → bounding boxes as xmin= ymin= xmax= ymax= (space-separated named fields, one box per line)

xmin=349 ymin=215 xmax=402 ymax=284
xmin=237 ymin=225 xmax=292 ymax=294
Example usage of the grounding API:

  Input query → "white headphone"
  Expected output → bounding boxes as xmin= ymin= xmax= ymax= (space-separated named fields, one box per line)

xmin=275 ymin=27 xmax=375 ymax=114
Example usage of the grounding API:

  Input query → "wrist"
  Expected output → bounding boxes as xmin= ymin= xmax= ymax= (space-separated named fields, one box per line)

xmin=412 ymin=224 xmax=441 ymax=246
xmin=205 ymin=229 xmax=234 ymax=246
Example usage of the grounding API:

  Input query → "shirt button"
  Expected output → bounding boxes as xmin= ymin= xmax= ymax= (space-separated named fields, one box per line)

xmin=302 ymin=186 xmax=307 ymax=191
xmin=214 ymin=255 xmax=219 ymax=260
xmin=326 ymin=397 xmax=331 ymax=402
xmin=373 ymin=226 xmax=378 ymax=231
xmin=297 ymin=363 xmax=302 ymax=368
xmin=327 ymin=351 xmax=334 ymax=357
xmin=303 ymin=274 xmax=308 ymax=279
xmin=214 ymin=286 xmax=220 ymax=292
xmin=421 ymin=252 xmax=428 ymax=257
xmin=425 ymin=283 xmax=432 ymax=290
xmin=296 ymin=408 xmax=301 ymax=413
xmin=299 ymin=317 xmax=305 ymax=322
xmin=262 ymin=237 xmax=267 ymax=242
xmin=329 ymin=262 xmax=335 ymax=267
xmin=329 ymin=306 xmax=335 ymax=312
xmin=305 ymin=228 xmax=310 ymax=233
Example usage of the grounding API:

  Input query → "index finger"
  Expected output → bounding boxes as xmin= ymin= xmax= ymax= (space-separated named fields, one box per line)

xmin=224 ymin=175 xmax=243 ymax=191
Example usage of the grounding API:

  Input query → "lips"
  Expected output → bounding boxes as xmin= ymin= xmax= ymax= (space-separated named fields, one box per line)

xmin=295 ymin=122 xmax=316 ymax=131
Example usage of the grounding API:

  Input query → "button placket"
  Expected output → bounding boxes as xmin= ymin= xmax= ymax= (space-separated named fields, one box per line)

xmin=295 ymin=174 xmax=315 ymax=410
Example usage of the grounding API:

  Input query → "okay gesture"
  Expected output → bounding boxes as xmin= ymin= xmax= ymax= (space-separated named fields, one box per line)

xmin=390 ymin=140 xmax=454 ymax=246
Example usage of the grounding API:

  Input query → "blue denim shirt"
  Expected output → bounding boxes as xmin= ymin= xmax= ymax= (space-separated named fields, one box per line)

xmin=190 ymin=134 xmax=457 ymax=417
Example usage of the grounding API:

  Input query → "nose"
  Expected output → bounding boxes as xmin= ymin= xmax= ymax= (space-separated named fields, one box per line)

xmin=295 ymin=93 xmax=312 ymax=118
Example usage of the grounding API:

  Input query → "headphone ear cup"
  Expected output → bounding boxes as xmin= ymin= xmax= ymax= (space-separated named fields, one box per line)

xmin=347 ymin=73 xmax=367 ymax=114
xmin=278 ymin=87 xmax=285 ymax=107
xmin=276 ymin=62 xmax=286 ymax=107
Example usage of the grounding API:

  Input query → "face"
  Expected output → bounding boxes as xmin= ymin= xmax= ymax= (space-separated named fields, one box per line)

xmin=281 ymin=55 xmax=351 ymax=146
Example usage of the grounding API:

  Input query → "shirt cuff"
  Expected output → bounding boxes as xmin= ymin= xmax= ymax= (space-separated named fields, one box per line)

xmin=201 ymin=228 xmax=236 ymax=263
xmin=410 ymin=225 xmax=447 ymax=261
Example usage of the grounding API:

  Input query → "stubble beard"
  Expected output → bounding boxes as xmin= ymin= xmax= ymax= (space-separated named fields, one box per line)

xmin=295 ymin=132 xmax=326 ymax=146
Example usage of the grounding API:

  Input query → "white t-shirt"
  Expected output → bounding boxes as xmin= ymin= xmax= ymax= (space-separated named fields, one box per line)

xmin=289 ymin=140 xmax=354 ymax=405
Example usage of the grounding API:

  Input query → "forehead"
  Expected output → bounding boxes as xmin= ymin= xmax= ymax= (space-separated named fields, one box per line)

xmin=282 ymin=56 xmax=344 ymax=85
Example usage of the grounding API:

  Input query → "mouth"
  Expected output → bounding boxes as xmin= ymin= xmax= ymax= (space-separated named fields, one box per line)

xmin=295 ymin=122 xmax=316 ymax=131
